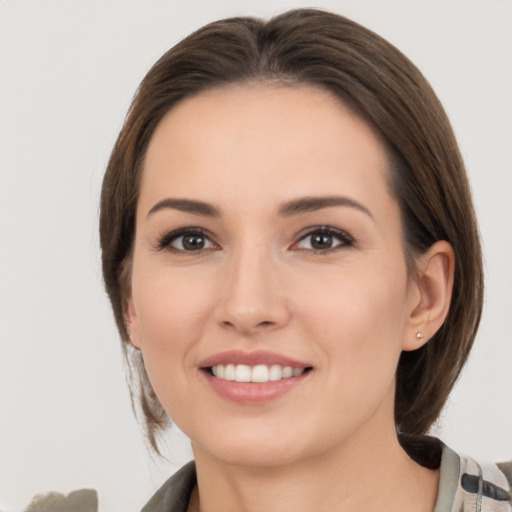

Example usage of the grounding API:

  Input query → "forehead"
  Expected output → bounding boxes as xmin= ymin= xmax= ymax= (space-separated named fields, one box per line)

xmin=140 ymin=84 xmax=393 ymax=214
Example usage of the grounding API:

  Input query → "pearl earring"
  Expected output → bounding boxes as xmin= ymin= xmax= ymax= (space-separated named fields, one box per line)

xmin=416 ymin=332 xmax=424 ymax=340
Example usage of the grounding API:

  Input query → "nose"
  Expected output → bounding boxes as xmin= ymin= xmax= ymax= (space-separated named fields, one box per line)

xmin=213 ymin=246 xmax=291 ymax=336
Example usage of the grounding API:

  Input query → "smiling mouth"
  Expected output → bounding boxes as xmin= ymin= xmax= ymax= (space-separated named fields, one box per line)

xmin=205 ymin=364 xmax=313 ymax=383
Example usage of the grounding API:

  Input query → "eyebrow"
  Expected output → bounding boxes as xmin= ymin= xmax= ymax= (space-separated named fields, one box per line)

xmin=147 ymin=195 xmax=373 ymax=219
xmin=147 ymin=198 xmax=220 ymax=217
xmin=279 ymin=196 xmax=373 ymax=219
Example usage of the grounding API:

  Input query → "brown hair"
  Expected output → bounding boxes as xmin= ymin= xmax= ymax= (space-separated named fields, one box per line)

xmin=100 ymin=8 xmax=483 ymax=452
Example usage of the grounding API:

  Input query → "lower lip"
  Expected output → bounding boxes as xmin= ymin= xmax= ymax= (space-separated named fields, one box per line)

xmin=200 ymin=370 xmax=311 ymax=404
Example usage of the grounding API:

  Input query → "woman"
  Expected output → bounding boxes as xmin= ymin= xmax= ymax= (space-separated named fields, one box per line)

xmin=99 ymin=9 xmax=511 ymax=512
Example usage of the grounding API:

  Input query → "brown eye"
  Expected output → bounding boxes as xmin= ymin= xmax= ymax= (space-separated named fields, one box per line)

xmin=310 ymin=233 xmax=334 ymax=250
xmin=293 ymin=227 xmax=354 ymax=252
xmin=157 ymin=228 xmax=217 ymax=252
xmin=176 ymin=233 xmax=207 ymax=250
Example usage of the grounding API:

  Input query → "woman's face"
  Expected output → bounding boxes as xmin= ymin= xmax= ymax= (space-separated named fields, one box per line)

xmin=127 ymin=84 xmax=422 ymax=467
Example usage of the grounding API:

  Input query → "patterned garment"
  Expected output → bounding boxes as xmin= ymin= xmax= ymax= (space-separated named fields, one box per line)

xmin=435 ymin=443 xmax=511 ymax=512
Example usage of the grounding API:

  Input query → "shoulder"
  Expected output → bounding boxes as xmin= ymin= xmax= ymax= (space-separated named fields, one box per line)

xmin=400 ymin=435 xmax=511 ymax=511
xmin=435 ymin=441 xmax=511 ymax=512
xmin=141 ymin=461 xmax=197 ymax=512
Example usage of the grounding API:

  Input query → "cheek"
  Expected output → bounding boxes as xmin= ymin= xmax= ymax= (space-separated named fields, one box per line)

xmin=296 ymin=263 xmax=410 ymax=379
xmin=133 ymin=262 xmax=215 ymax=337
xmin=131 ymin=269 xmax=215 ymax=388
xmin=130 ymin=279 xmax=212 ymax=425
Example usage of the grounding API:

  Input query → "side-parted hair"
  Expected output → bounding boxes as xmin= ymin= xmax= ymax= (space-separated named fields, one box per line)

xmin=100 ymin=8 xmax=483 ymax=452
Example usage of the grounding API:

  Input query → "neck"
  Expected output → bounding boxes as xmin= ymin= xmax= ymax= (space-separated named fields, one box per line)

xmin=189 ymin=425 xmax=439 ymax=512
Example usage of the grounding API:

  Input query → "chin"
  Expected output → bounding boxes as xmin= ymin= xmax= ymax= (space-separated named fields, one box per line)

xmin=199 ymin=442 xmax=305 ymax=469
xmin=189 ymin=418 xmax=353 ymax=470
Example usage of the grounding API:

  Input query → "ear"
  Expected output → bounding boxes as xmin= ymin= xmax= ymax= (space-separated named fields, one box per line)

xmin=124 ymin=294 xmax=142 ymax=350
xmin=403 ymin=240 xmax=455 ymax=351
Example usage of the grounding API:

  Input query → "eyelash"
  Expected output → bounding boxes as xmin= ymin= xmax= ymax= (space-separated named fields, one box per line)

xmin=291 ymin=226 xmax=355 ymax=253
xmin=155 ymin=226 xmax=355 ymax=254
xmin=156 ymin=227 xmax=218 ymax=253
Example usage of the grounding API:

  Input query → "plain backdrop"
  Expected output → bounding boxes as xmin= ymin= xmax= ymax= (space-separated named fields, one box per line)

xmin=1 ymin=1 xmax=511 ymax=511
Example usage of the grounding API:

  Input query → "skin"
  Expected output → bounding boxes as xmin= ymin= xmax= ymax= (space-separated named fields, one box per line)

xmin=126 ymin=84 xmax=454 ymax=512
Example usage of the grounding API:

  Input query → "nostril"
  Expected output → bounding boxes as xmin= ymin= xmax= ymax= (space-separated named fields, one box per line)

xmin=215 ymin=301 xmax=290 ymax=334
xmin=220 ymin=319 xmax=274 ymax=330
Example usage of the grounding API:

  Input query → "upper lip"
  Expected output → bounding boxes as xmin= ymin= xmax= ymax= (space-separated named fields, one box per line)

xmin=198 ymin=350 xmax=312 ymax=369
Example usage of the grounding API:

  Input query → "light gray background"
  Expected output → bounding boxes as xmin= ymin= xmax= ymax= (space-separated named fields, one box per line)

xmin=1 ymin=1 xmax=511 ymax=511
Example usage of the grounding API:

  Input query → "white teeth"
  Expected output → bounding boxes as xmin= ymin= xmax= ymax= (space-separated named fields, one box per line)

xmin=282 ymin=366 xmax=293 ymax=378
xmin=225 ymin=364 xmax=235 ymax=381
xmin=235 ymin=364 xmax=251 ymax=382
xmin=269 ymin=364 xmax=282 ymax=381
xmin=251 ymin=364 xmax=270 ymax=382
xmin=211 ymin=364 xmax=306 ymax=383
